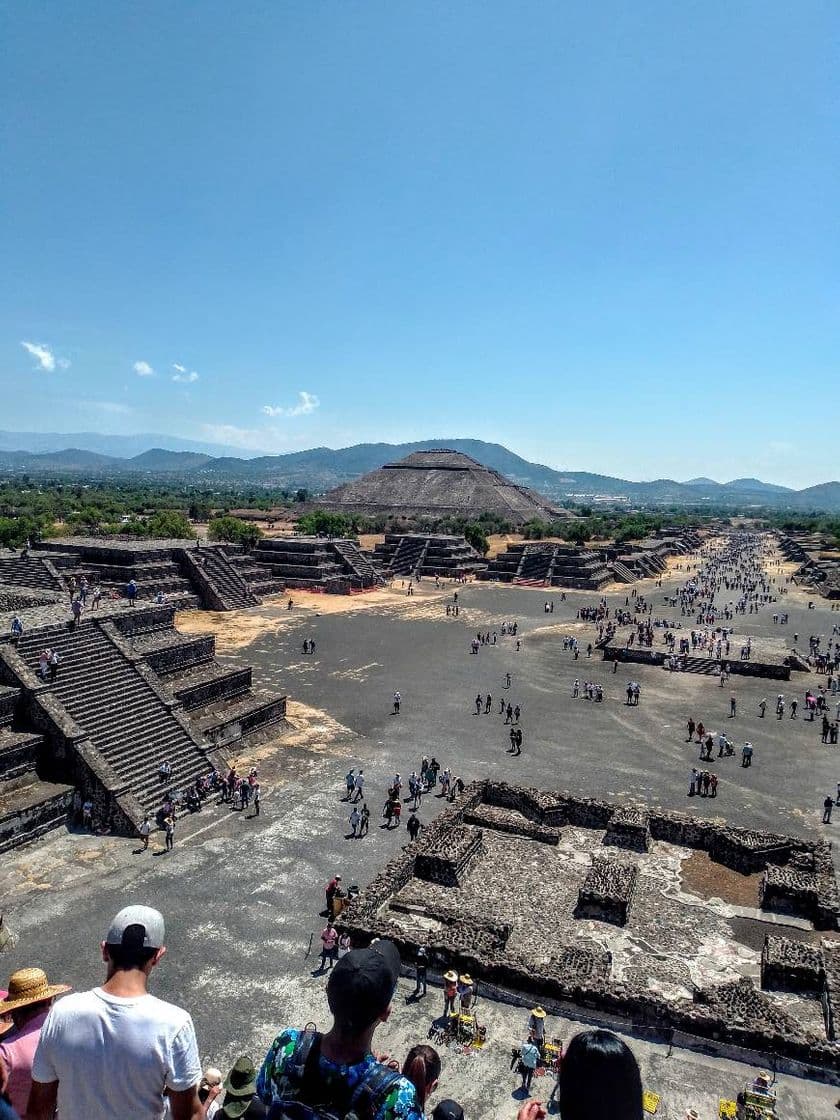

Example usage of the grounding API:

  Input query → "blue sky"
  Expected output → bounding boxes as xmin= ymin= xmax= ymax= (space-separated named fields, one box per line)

xmin=2 ymin=2 xmax=837 ymax=486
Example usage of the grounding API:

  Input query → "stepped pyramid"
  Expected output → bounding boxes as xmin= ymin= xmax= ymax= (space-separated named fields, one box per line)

xmin=318 ymin=449 xmax=566 ymax=524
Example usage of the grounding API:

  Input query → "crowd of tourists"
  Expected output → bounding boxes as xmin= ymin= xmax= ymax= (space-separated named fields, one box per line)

xmin=0 ymin=906 xmax=648 ymax=1120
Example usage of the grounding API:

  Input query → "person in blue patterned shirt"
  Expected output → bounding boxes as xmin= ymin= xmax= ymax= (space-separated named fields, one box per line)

xmin=256 ymin=941 xmax=421 ymax=1120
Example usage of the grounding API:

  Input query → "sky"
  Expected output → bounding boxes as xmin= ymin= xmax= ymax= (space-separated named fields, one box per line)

xmin=2 ymin=1 xmax=837 ymax=486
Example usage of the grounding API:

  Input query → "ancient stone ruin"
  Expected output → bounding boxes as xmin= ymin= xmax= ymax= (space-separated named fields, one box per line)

xmin=338 ymin=779 xmax=840 ymax=1071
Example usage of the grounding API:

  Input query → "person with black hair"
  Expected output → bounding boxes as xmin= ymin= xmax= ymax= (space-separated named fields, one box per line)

xmin=257 ymin=940 xmax=421 ymax=1120
xmin=401 ymin=1045 xmax=440 ymax=1113
xmin=553 ymin=1030 xmax=642 ymax=1120
xmin=27 ymin=905 xmax=202 ymax=1120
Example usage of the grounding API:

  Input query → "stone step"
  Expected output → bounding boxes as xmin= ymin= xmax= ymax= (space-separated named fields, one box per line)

xmin=0 ymin=775 xmax=74 ymax=855
xmin=191 ymin=688 xmax=287 ymax=748
xmin=170 ymin=664 xmax=253 ymax=710
xmin=0 ymin=729 xmax=44 ymax=781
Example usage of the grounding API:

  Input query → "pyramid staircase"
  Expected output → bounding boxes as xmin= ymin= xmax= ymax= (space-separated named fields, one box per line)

xmin=0 ymin=600 xmax=287 ymax=849
xmin=389 ymin=536 xmax=429 ymax=576
xmin=610 ymin=561 xmax=637 ymax=584
xmin=0 ymin=553 xmax=64 ymax=593
xmin=223 ymin=550 xmax=286 ymax=598
xmin=330 ymin=540 xmax=385 ymax=587
xmin=181 ymin=548 xmax=259 ymax=610
xmin=15 ymin=622 xmax=211 ymax=812
xmin=250 ymin=538 xmax=382 ymax=592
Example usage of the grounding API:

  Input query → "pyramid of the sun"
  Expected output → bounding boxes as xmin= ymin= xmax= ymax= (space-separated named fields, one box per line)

xmin=318 ymin=449 xmax=566 ymax=523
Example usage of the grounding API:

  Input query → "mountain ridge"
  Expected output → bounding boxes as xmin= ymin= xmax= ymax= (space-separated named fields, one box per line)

xmin=0 ymin=435 xmax=837 ymax=511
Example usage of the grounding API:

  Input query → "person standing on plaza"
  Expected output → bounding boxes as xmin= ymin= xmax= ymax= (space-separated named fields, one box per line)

xmin=406 ymin=811 xmax=421 ymax=843
xmin=412 ymin=949 xmax=428 ymax=999
xmin=319 ymin=923 xmax=339 ymax=971
xmin=138 ymin=814 xmax=151 ymax=851
xmin=27 ymin=905 xmax=202 ymax=1120
xmin=359 ymin=804 xmax=370 ymax=837
xmin=164 ymin=813 xmax=175 ymax=851
xmin=252 ymin=783 xmax=261 ymax=817
xmin=518 ymin=1037 xmax=540 ymax=1095
xmin=349 ymin=806 xmax=361 ymax=838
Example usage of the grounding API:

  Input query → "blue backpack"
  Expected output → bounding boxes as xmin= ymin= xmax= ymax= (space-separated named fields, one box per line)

xmin=266 ymin=1031 xmax=403 ymax=1120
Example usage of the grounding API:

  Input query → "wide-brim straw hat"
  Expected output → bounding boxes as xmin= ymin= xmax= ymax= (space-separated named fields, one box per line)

xmin=459 ymin=974 xmax=473 ymax=986
xmin=531 ymin=1005 xmax=547 ymax=1019
xmin=0 ymin=968 xmax=71 ymax=1012
xmin=444 ymin=970 xmax=458 ymax=982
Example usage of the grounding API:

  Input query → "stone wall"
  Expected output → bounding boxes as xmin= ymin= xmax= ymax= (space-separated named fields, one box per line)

xmin=0 ymin=786 xmax=73 ymax=855
xmin=761 ymin=936 xmax=823 ymax=993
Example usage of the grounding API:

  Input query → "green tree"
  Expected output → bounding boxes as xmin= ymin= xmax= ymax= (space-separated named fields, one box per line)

xmin=147 ymin=510 xmax=195 ymax=539
xmin=188 ymin=501 xmax=212 ymax=521
xmin=208 ymin=516 xmax=263 ymax=548
xmin=464 ymin=522 xmax=489 ymax=555
xmin=564 ymin=522 xmax=589 ymax=546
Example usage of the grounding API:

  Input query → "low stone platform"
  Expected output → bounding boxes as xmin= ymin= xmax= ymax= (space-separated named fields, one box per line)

xmin=337 ymin=779 xmax=840 ymax=1071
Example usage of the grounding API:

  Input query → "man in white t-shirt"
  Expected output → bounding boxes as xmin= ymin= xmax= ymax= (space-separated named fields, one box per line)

xmin=27 ymin=905 xmax=202 ymax=1120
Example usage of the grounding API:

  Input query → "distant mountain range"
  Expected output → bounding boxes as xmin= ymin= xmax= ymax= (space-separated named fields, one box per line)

xmin=1 ymin=433 xmax=838 ymax=512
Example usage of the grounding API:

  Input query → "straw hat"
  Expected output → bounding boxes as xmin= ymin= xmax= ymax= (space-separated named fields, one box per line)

xmin=0 ymin=968 xmax=71 ymax=1012
xmin=531 ymin=1005 xmax=547 ymax=1019
xmin=444 ymin=970 xmax=458 ymax=982
xmin=459 ymin=974 xmax=473 ymax=986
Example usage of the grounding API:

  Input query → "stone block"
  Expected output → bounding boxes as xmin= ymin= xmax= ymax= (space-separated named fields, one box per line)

xmin=576 ymin=856 xmax=638 ymax=925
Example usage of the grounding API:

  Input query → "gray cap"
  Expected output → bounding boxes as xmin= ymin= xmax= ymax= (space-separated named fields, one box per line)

xmin=105 ymin=905 xmax=165 ymax=949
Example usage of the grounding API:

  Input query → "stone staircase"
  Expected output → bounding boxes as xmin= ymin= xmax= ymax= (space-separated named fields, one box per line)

xmin=610 ymin=561 xmax=637 ymax=584
xmin=673 ymin=655 xmax=724 ymax=676
xmin=372 ymin=534 xmax=484 ymax=579
xmin=389 ymin=536 xmax=429 ymax=576
xmin=224 ymin=551 xmax=285 ymax=597
xmin=0 ymin=553 xmax=64 ymax=592
xmin=182 ymin=548 xmax=259 ymax=610
xmin=16 ymin=623 xmax=211 ymax=811
xmin=330 ymin=540 xmax=384 ymax=588
xmin=515 ymin=546 xmax=554 ymax=585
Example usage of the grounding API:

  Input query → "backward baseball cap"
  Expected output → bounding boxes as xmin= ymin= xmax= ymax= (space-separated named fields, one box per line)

xmin=105 ymin=905 xmax=165 ymax=949
xmin=326 ymin=940 xmax=401 ymax=1031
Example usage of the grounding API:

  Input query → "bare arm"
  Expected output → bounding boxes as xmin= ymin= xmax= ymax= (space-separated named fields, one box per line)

xmin=25 ymin=1079 xmax=59 ymax=1120
xmin=169 ymin=1086 xmax=204 ymax=1120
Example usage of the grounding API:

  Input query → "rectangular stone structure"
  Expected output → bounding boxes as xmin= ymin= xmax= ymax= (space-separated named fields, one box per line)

xmin=414 ymin=825 xmax=482 ymax=886
xmin=576 ymin=856 xmax=638 ymax=925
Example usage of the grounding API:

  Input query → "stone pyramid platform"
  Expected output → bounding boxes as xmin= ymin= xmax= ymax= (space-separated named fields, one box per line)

xmin=317 ymin=449 xmax=566 ymax=524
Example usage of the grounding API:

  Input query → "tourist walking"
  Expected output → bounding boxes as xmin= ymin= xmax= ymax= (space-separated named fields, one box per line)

xmin=138 ymin=814 xmax=151 ymax=851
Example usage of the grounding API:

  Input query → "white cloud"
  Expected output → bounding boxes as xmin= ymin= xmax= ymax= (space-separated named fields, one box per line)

xmin=200 ymin=424 xmax=270 ymax=451
xmin=21 ymin=340 xmax=69 ymax=372
xmin=173 ymin=370 xmax=199 ymax=383
xmin=261 ymin=391 xmax=320 ymax=418
xmin=133 ymin=360 xmax=155 ymax=377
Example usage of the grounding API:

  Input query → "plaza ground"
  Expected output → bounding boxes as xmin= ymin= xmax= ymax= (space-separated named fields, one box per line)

xmin=3 ymin=544 xmax=840 ymax=1117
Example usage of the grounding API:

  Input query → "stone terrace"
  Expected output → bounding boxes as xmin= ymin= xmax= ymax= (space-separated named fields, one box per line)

xmin=339 ymin=780 xmax=840 ymax=1071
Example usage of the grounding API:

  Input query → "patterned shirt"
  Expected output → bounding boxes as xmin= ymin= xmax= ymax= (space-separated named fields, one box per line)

xmin=256 ymin=1029 xmax=422 ymax=1120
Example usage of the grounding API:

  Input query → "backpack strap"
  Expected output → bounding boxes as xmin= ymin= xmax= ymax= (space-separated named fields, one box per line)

xmin=347 ymin=1065 xmax=403 ymax=1120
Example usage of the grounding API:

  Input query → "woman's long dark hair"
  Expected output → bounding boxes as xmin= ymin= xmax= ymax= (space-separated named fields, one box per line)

xmin=559 ymin=1030 xmax=643 ymax=1120
xmin=402 ymin=1044 xmax=442 ymax=1109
